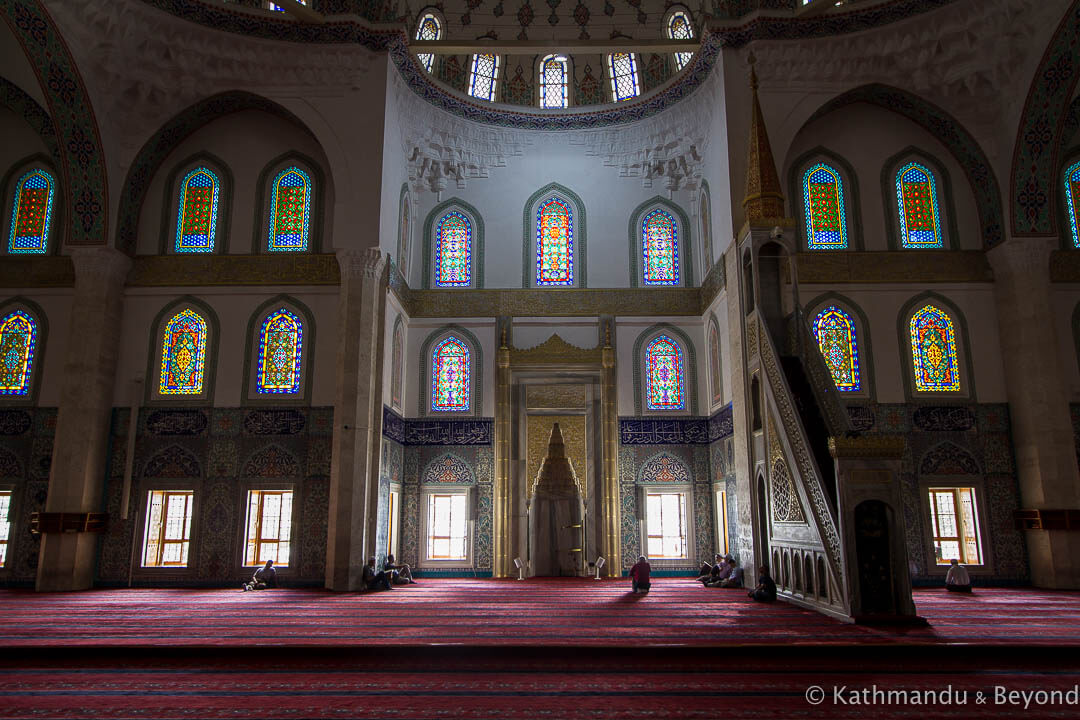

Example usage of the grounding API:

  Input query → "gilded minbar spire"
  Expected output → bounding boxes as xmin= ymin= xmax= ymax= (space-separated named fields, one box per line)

xmin=742 ymin=54 xmax=789 ymax=225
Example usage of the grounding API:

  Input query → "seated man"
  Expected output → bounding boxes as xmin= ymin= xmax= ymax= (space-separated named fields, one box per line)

xmin=708 ymin=560 xmax=743 ymax=588
xmin=362 ymin=556 xmax=392 ymax=592
xmin=748 ymin=565 xmax=777 ymax=603
xmin=945 ymin=558 xmax=972 ymax=593
xmin=244 ymin=559 xmax=276 ymax=591
xmin=629 ymin=555 xmax=651 ymax=594
xmin=697 ymin=554 xmax=728 ymax=584
xmin=384 ymin=554 xmax=416 ymax=585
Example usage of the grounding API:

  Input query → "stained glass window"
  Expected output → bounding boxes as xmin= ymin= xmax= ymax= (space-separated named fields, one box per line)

xmin=667 ymin=11 xmax=694 ymax=71
xmin=540 ymin=54 xmax=568 ymax=109
xmin=256 ymin=308 xmax=303 ymax=394
xmin=536 ymin=197 xmax=573 ymax=286
xmin=910 ymin=304 xmax=961 ymax=392
xmin=432 ymin=336 xmax=470 ymax=412
xmin=645 ymin=334 xmax=686 ymax=411
xmin=8 ymin=169 xmax=55 ymax=254
xmin=608 ymin=52 xmax=640 ymax=102
xmin=1065 ymin=161 xmax=1080 ymax=248
xmin=0 ymin=310 xmax=37 ymax=396
xmin=896 ymin=162 xmax=942 ymax=249
xmin=435 ymin=211 xmax=472 ymax=287
xmin=468 ymin=53 xmax=500 ymax=102
xmin=159 ymin=308 xmax=208 ymax=395
xmin=175 ymin=168 xmax=219 ymax=253
xmin=391 ymin=322 xmax=404 ymax=409
xmin=802 ymin=163 xmax=848 ymax=250
xmin=416 ymin=13 xmax=441 ymax=73
xmin=642 ymin=209 xmax=679 ymax=285
xmin=812 ymin=306 xmax=860 ymax=392
xmin=268 ymin=167 xmax=311 ymax=252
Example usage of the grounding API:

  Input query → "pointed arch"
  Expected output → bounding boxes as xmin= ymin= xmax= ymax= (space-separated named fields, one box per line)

xmin=627 ymin=197 xmax=694 ymax=287
xmin=805 ymin=292 xmax=875 ymax=400
xmin=699 ymin=179 xmax=714 ymax=273
xmin=789 ymin=149 xmax=862 ymax=252
xmin=390 ymin=315 xmax=405 ymax=412
xmin=664 ymin=6 xmax=695 ymax=72
xmin=708 ymin=315 xmax=723 ymax=408
xmin=243 ymin=295 xmax=316 ymax=405
xmin=632 ymin=324 xmax=699 ymax=415
xmin=522 ymin=182 xmax=587 ymax=288
xmin=2 ymin=154 xmax=62 ymax=257
xmin=396 ymin=184 xmax=412 ymax=280
xmin=899 ymin=292 xmax=974 ymax=399
xmin=607 ymin=52 xmax=640 ymax=102
xmin=1063 ymin=158 xmax=1080 ymax=248
xmin=160 ymin=152 xmax=233 ymax=255
xmin=539 ymin=54 xmax=569 ymax=109
xmin=0 ymin=297 xmax=47 ymax=404
xmin=468 ymin=53 xmax=500 ymax=102
xmin=418 ymin=325 xmax=483 ymax=417
xmin=414 ymin=9 xmax=443 ymax=73
xmin=423 ymin=198 xmax=484 ymax=289
xmin=881 ymin=148 xmax=957 ymax=251
xmin=146 ymin=297 xmax=220 ymax=405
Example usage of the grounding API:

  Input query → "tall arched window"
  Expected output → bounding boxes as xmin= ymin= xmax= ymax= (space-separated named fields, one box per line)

xmin=256 ymin=308 xmax=303 ymax=394
xmin=175 ymin=167 xmax=220 ymax=253
xmin=802 ymin=163 xmax=848 ymax=250
xmin=645 ymin=335 xmax=686 ymax=411
xmin=667 ymin=10 xmax=694 ymax=71
xmin=159 ymin=309 xmax=208 ymax=395
xmin=391 ymin=319 xmax=404 ymax=410
xmin=608 ymin=53 xmax=640 ymax=102
xmin=468 ymin=53 xmax=500 ymax=102
xmin=8 ymin=169 xmax=55 ymax=254
xmin=896 ymin=162 xmax=942 ymax=249
xmin=431 ymin=336 xmax=470 ymax=412
xmin=435 ymin=211 xmax=472 ymax=287
xmin=1065 ymin=160 xmax=1080 ymax=248
xmin=812 ymin=306 xmax=860 ymax=392
xmin=539 ymin=54 xmax=569 ymax=109
xmin=642 ymin=208 xmax=679 ymax=285
xmin=910 ymin=304 xmax=960 ymax=392
xmin=536 ymin=197 xmax=574 ymax=286
xmin=415 ymin=12 xmax=441 ymax=73
xmin=0 ymin=310 xmax=37 ymax=396
xmin=268 ymin=167 xmax=312 ymax=252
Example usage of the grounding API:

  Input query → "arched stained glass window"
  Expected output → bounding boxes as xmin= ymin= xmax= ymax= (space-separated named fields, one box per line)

xmin=268 ymin=167 xmax=311 ymax=252
xmin=0 ymin=310 xmax=37 ymax=396
xmin=415 ymin=13 xmax=441 ymax=73
xmin=431 ymin=336 xmax=470 ymax=412
xmin=539 ymin=54 xmax=569 ymax=109
xmin=256 ymin=308 xmax=303 ymax=394
xmin=910 ymin=304 xmax=960 ymax=392
xmin=391 ymin=322 xmax=404 ymax=410
xmin=468 ymin=53 xmax=500 ymax=102
xmin=608 ymin=52 xmax=640 ymax=102
xmin=642 ymin=209 xmax=679 ymax=285
xmin=812 ymin=306 xmax=860 ymax=392
xmin=1065 ymin=161 xmax=1080 ymax=248
xmin=645 ymin=335 xmax=686 ymax=411
xmin=8 ymin=169 xmax=55 ymax=254
xmin=175 ymin=168 xmax=220 ymax=253
xmin=667 ymin=10 xmax=694 ymax=71
xmin=896 ymin=162 xmax=942 ymax=249
xmin=159 ymin=309 xmax=208 ymax=395
xmin=536 ymin=197 xmax=573 ymax=286
xmin=802 ymin=163 xmax=848 ymax=250
xmin=435 ymin=211 xmax=472 ymax=287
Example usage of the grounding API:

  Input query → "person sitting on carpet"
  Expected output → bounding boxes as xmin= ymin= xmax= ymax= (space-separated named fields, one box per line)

xmin=945 ymin=559 xmax=972 ymax=593
xmin=363 ymin=556 xmax=392 ymax=592
xmin=748 ymin=565 xmax=777 ymax=603
xmin=707 ymin=560 xmax=743 ymax=588
xmin=384 ymin=554 xmax=416 ymax=585
xmin=630 ymin=555 xmax=651 ymax=594
xmin=696 ymin=554 xmax=729 ymax=584
xmin=244 ymin=559 xmax=276 ymax=591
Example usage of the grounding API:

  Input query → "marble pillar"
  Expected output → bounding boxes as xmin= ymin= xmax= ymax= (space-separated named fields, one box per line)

xmin=493 ymin=330 xmax=512 ymax=577
xmin=600 ymin=324 xmax=620 ymax=575
xmin=725 ymin=240 xmax=755 ymax=575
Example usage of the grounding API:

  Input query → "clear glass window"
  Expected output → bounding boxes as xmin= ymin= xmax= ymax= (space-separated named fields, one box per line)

xmin=427 ymin=493 xmax=468 ymax=560
xmin=142 ymin=490 xmax=193 ymax=567
xmin=928 ymin=488 xmax=982 ymax=565
xmin=244 ymin=490 xmax=294 ymax=566
xmin=646 ymin=492 xmax=687 ymax=559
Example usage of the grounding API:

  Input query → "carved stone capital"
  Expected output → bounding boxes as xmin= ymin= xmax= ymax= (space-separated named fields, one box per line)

xmin=70 ymin=247 xmax=133 ymax=286
xmin=987 ymin=237 xmax=1056 ymax=281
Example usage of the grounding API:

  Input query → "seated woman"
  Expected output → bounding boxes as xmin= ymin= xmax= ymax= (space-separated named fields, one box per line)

xmin=629 ymin=555 xmax=651 ymax=594
xmin=384 ymin=554 xmax=417 ymax=585
xmin=945 ymin=559 xmax=972 ymax=593
xmin=696 ymin=554 xmax=729 ymax=583
xmin=706 ymin=561 xmax=743 ymax=588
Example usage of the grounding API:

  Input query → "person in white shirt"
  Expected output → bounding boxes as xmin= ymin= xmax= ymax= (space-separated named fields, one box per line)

xmin=945 ymin=558 xmax=972 ymax=593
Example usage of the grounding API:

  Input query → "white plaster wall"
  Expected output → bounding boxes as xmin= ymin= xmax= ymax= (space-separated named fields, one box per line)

xmin=615 ymin=317 xmax=705 ymax=416
xmin=379 ymin=59 xmax=411 ymax=269
xmin=700 ymin=61 xmax=735 ymax=261
xmin=406 ymin=318 xmax=496 ymax=417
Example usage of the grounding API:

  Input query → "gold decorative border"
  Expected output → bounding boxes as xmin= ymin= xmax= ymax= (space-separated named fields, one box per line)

xmin=795 ymin=251 xmax=992 ymax=284
xmin=129 ymin=254 xmax=340 ymax=286
xmin=0 ymin=257 xmax=75 ymax=287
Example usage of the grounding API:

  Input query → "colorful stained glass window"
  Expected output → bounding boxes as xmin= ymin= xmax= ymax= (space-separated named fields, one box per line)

xmin=8 ymin=169 xmax=55 ymax=254
xmin=1065 ymin=161 xmax=1080 ymax=248
xmin=432 ymin=336 xmax=470 ymax=412
xmin=268 ymin=167 xmax=311 ymax=252
xmin=608 ymin=52 xmax=640 ymax=102
xmin=416 ymin=13 xmax=441 ymax=73
xmin=645 ymin=334 xmax=686 ymax=411
xmin=802 ymin=163 xmax=848 ymax=250
xmin=896 ymin=162 xmax=942 ymax=249
xmin=668 ymin=11 xmax=694 ymax=71
xmin=159 ymin=308 xmax=208 ymax=395
xmin=910 ymin=304 xmax=961 ymax=392
xmin=540 ymin=54 xmax=568 ymax=109
xmin=435 ymin=211 xmax=472 ymax=287
xmin=256 ymin=308 xmax=303 ymax=394
xmin=0 ymin=310 xmax=37 ymax=396
xmin=536 ymin=197 xmax=573 ymax=286
xmin=812 ymin=306 xmax=860 ymax=392
xmin=175 ymin=168 xmax=219 ymax=253
xmin=391 ymin=322 xmax=404 ymax=409
xmin=642 ymin=209 xmax=679 ymax=285
xmin=468 ymin=53 xmax=500 ymax=102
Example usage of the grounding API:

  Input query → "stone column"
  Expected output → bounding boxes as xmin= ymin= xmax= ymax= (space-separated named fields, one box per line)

xmin=37 ymin=247 xmax=132 ymax=592
xmin=989 ymin=238 xmax=1080 ymax=588
xmin=493 ymin=329 xmax=512 ymax=577
xmin=325 ymin=248 xmax=388 ymax=590
xmin=725 ymin=241 xmax=755 ymax=571
xmin=599 ymin=322 xmax=620 ymax=575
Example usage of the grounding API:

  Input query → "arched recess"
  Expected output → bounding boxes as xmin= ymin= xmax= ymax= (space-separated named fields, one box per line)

xmin=898 ymin=291 xmax=976 ymax=402
xmin=158 ymin=152 xmax=233 ymax=255
xmin=707 ymin=314 xmax=723 ymax=409
xmin=699 ymin=179 xmax=714 ymax=273
xmin=787 ymin=147 xmax=863 ymax=251
xmin=627 ymin=196 xmax=694 ymax=287
xmin=0 ymin=153 xmax=62 ymax=256
xmin=423 ymin=197 xmax=485 ymax=289
xmin=145 ymin=296 xmax=221 ymax=406
xmin=805 ymin=84 xmax=1003 ymax=247
xmin=0 ymin=295 xmax=48 ymax=405
xmin=253 ymin=152 xmax=325 ymax=254
xmin=241 ymin=294 xmax=316 ymax=406
xmin=522 ymin=182 xmax=587 ymax=288
xmin=880 ymin=147 xmax=959 ymax=251
xmin=0 ymin=3 xmax=107 ymax=247
xmin=116 ymin=91 xmax=322 ymax=256
xmin=396 ymin=184 xmax=412 ymax=280
xmin=804 ymin=292 xmax=876 ymax=401
xmin=390 ymin=315 xmax=405 ymax=412
xmin=418 ymin=325 xmax=484 ymax=417
xmin=632 ymin=323 xmax=698 ymax=415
